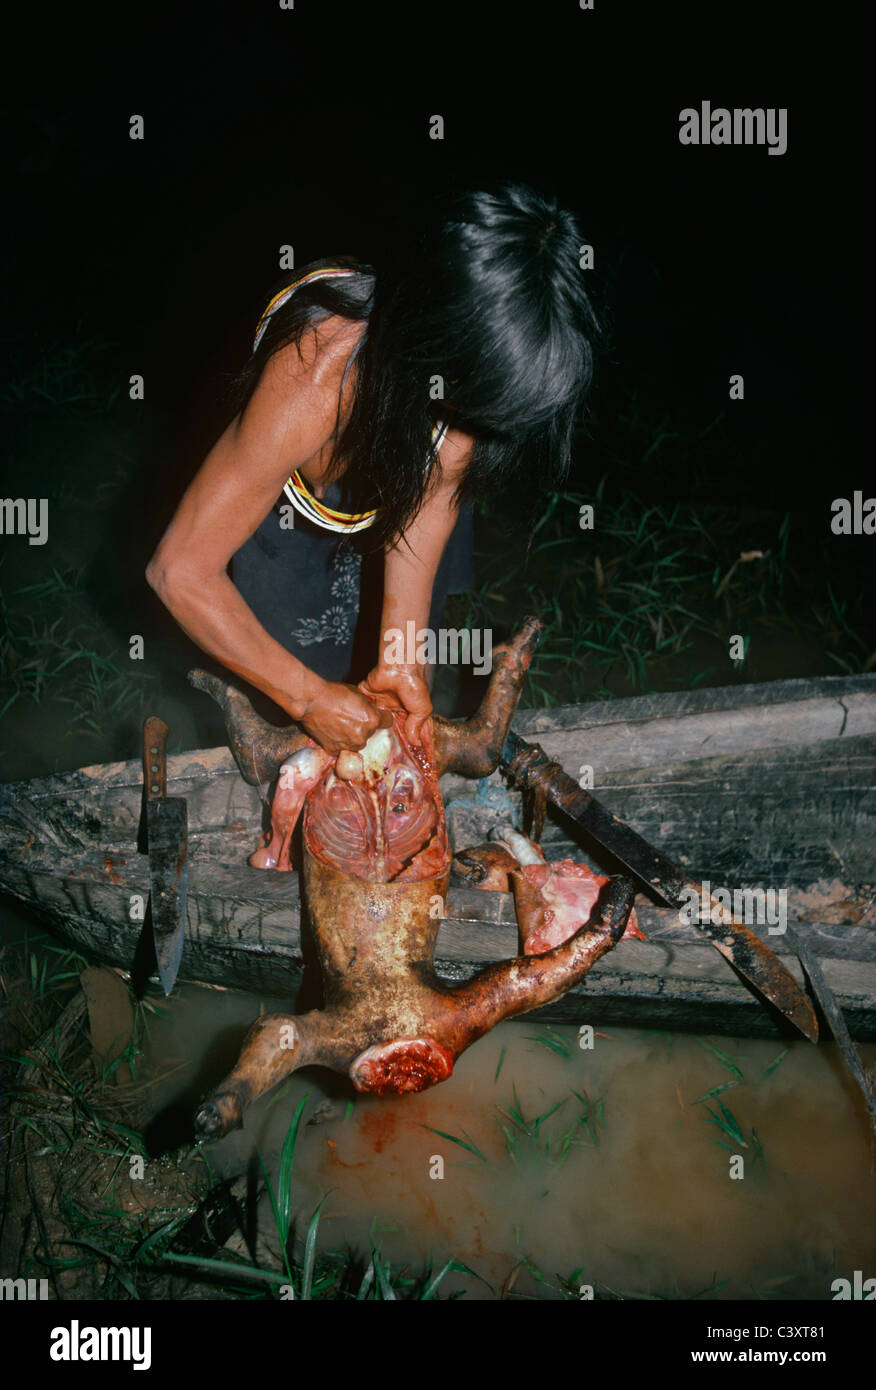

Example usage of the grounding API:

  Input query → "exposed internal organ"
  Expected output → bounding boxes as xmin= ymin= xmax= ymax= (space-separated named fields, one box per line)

xmin=458 ymin=827 xmax=644 ymax=956
xmin=251 ymin=697 xmax=449 ymax=883
xmin=513 ymin=859 xmax=644 ymax=955
xmin=350 ymin=1038 xmax=455 ymax=1095
xmin=249 ymin=746 xmax=331 ymax=870
xmin=305 ymin=738 xmax=444 ymax=882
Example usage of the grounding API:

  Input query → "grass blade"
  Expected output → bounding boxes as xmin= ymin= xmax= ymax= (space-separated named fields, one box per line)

xmin=421 ymin=1256 xmax=456 ymax=1301
xmin=276 ymin=1093 xmax=309 ymax=1243
xmin=693 ymin=1079 xmax=740 ymax=1104
xmin=702 ymin=1101 xmax=747 ymax=1147
xmin=373 ymin=1246 xmax=396 ymax=1300
xmin=698 ymin=1041 xmax=745 ymax=1083
xmin=356 ymin=1254 xmax=376 ymax=1300
xmin=759 ymin=1049 xmax=788 ymax=1081
xmin=300 ymin=1199 xmax=324 ymax=1301
xmin=420 ymin=1124 xmax=488 ymax=1163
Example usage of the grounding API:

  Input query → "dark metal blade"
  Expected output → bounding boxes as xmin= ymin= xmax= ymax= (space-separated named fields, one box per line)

xmin=501 ymin=731 xmax=818 ymax=1042
xmin=146 ymin=796 xmax=188 ymax=995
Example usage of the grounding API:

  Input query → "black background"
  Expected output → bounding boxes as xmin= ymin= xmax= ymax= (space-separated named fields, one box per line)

xmin=4 ymin=1 xmax=866 ymax=523
xmin=1 ymin=0 xmax=871 ymax=701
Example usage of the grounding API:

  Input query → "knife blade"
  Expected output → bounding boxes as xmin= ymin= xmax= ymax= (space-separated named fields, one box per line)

xmin=501 ymin=730 xmax=818 ymax=1042
xmin=143 ymin=716 xmax=189 ymax=995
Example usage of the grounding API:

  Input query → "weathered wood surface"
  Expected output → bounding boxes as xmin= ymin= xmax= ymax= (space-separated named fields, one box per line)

xmin=3 ymin=672 xmax=873 ymax=841
xmin=1 ymin=674 xmax=874 ymax=1038
xmin=2 ymin=849 xmax=874 ymax=1038
xmin=536 ymin=734 xmax=875 ymax=885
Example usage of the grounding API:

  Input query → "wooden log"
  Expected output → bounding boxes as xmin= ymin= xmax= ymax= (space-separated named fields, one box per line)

xmin=3 ymin=847 xmax=874 ymax=1039
xmin=3 ymin=674 xmax=874 ymax=844
xmin=1 ymin=675 xmax=873 ymax=1038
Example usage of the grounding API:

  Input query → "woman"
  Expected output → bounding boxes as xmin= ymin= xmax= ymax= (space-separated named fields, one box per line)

xmin=146 ymin=182 xmax=601 ymax=755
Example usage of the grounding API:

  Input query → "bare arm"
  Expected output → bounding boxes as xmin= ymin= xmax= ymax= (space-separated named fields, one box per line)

xmin=362 ymin=429 xmax=472 ymax=740
xmin=146 ymin=327 xmax=387 ymax=753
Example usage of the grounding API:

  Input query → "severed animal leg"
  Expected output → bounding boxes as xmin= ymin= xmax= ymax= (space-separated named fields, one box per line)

xmin=446 ymin=875 xmax=636 ymax=1042
xmin=250 ymin=747 xmax=332 ymax=870
xmin=188 ymin=669 xmax=313 ymax=786
xmin=452 ymin=842 xmax=522 ymax=889
xmin=194 ymin=1011 xmax=331 ymax=1138
xmin=432 ymin=616 xmax=543 ymax=777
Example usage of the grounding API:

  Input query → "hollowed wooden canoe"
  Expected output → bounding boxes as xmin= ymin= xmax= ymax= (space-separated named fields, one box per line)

xmin=2 ymin=674 xmax=874 ymax=1039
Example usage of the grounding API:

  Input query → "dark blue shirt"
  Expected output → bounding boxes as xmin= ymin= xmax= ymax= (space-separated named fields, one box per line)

xmin=231 ymin=481 xmax=474 ymax=682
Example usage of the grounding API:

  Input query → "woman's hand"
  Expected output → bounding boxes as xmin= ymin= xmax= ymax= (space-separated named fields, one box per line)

xmin=362 ymin=663 xmax=433 ymax=744
xmin=294 ymin=678 xmax=391 ymax=756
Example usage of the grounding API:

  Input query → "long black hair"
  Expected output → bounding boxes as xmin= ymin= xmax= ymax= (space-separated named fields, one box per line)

xmin=232 ymin=181 xmax=603 ymax=550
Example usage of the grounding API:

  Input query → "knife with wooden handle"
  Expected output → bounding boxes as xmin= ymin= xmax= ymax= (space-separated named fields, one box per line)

xmin=143 ymin=716 xmax=189 ymax=995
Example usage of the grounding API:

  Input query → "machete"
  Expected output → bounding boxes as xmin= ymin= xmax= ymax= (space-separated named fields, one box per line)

xmin=500 ymin=730 xmax=819 ymax=1043
xmin=143 ymin=716 xmax=189 ymax=995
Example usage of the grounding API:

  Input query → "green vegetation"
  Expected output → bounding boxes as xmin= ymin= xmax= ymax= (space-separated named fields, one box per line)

xmin=0 ymin=331 xmax=123 ymax=414
xmin=446 ymin=477 xmax=873 ymax=709
xmin=691 ymin=1036 xmax=787 ymax=1164
xmin=419 ymin=1072 xmax=604 ymax=1176
xmin=0 ymin=565 xmax=159 ymax=733
xmin=1 ymin=934 xmax=476 ymax=1300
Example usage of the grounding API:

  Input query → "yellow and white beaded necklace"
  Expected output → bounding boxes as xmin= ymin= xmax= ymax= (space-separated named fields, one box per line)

xmin=253 ymin=267 xmax=447 ymax=534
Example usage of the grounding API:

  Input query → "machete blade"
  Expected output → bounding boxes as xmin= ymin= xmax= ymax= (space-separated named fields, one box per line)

xmin=146 ymin=797 xmax=189 ymax=994
xmin=501 ymin=731 xmax=818 ymax=1042
xmin=143 ymin=716 xmax=189 ymax=996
